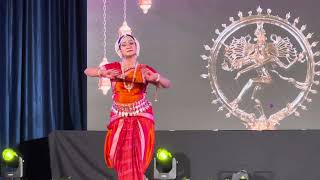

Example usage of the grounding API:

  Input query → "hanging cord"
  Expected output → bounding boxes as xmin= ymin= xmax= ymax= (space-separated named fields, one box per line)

xmin=123 ymin=0 xmax=127 ymax=22
xmin=102 ymin=0 xmax=112 ymax=58
xmin=103 ymin=0 xmax=107 ymax=58
xmin=99 ymin=0 xmax=111 ymax=95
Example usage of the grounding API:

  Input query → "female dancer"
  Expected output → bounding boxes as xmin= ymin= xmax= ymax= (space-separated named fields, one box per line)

xmin=85 ymin=34 xmax=170 ymax=179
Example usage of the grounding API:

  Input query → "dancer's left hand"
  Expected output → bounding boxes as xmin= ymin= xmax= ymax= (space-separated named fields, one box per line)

xmin=142 ymin=67 xmax=159 ymax=83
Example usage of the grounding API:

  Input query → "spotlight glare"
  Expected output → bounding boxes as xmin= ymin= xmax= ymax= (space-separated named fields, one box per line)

xmin=157 ymin=148 xmax=172 ymax=162
xmin=2 ymin=148 xmax=17 ymax=162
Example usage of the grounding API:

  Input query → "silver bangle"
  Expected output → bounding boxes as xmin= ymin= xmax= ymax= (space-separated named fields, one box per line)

xmin=97 ymin=68 xmax=102 ymax=77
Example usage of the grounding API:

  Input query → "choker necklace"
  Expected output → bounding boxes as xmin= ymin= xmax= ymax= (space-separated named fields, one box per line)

xmin=121 ymin=61 xmax=138 ymax=92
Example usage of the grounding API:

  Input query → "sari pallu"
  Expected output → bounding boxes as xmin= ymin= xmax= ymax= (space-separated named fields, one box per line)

xmin=104 ymin=113 xmax=155 ymax=180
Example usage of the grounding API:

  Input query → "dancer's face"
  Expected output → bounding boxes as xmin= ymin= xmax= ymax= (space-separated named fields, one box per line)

xmin=120 ymin=36 xmax=137 ymax=58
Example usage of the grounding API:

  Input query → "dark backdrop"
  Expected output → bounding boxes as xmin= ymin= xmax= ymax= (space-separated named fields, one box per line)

xmin=0 ymin=0 xmax=87 ymax=151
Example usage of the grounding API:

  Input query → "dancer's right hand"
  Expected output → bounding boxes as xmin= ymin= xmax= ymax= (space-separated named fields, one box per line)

xmin=100 ymin=69 xmax=121 ymax=80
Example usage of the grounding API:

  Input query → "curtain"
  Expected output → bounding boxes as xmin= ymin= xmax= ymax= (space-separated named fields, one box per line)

xmin=0 ymin=0 xmax=87 ymax=150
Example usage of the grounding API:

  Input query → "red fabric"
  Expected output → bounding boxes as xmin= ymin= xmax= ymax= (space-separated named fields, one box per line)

xmin=104 ymin=117 xmax=155 ymax=180
xmin=103 ymin=62 xmax=157 ymax=180
xmin=103 ymin=62 xmax=121 ymax=71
